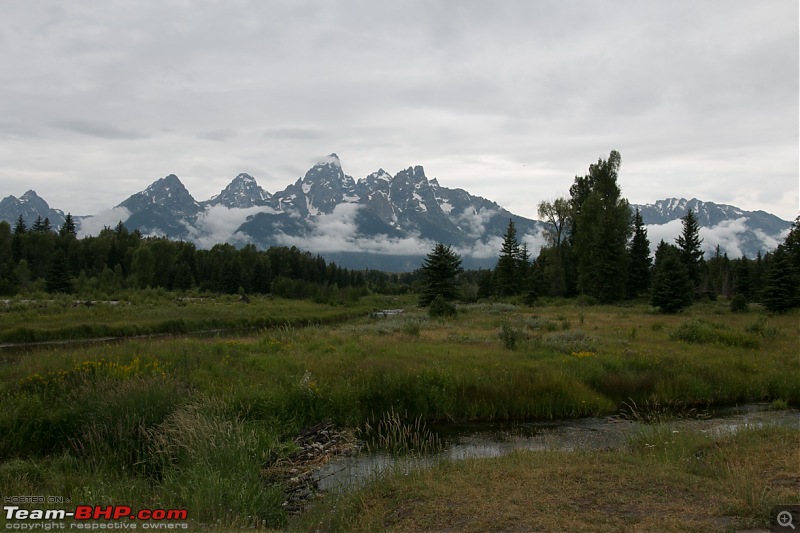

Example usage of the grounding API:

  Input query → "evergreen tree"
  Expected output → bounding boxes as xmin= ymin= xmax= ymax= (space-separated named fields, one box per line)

xmin=220 ymin=258 xmax=243 ymax=294
xmin=419 ymin=243 xmax=463 ymax=306
xmin=477 ymin=269 xmax=494 ymax=299
xmin=172 ymin=262 xmax=195 ymax=291
xmin=675 ymin=209 xmax=704 ymax=293
xmin=0 ymin=221 xmax=13 ymax=294
xmin=13 ymin=215 xmax=26 ymax=235
xmin=495 ymin=219 xmax=521 ymax=296
xmin=251 ymin=258 xmax=272 ymax=294
xmin=45 ymin=251 xmax=73 ymax=293
xmin=11 ymin=215 xmax=26 ymax=264
xmin=761 ymin=249 xmax=798 ymax=312
xmin=752 ymin=251 xmax=765 ymax=297
xmin=733 ymin=257 xmax=752 ymax=300
xmin=761 ymin=218 xmax=800 ymax=312
xmin=571 ymin=150 xmax=631 ymax=302
xmin=518 ymin=242 xmax=531 ymax=282
xmin=627 ymin=207 xmax=651 ymax=297
xmin=651 ymin=242 xmax=692 ymax=313
xmin=131 ymin=246 xmax=155 ymax=289
xmin=32 ymin=216 xmax=45 ymax=232
xmin=59 ymin=214 xmax=77 ymax=237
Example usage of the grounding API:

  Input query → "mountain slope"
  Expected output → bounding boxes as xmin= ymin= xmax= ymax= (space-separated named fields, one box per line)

xmin=0 ymin=190 xmax=66 ymax=228
xmin=2 ymin=155 xmax=790 ymax=269
xmin=204 ymin=173 xmax=271 ymax=208
xmin=633 ymin=198 xmax=792 ymax=259
xmin=117 ymin=174 xmax=203 ymax=238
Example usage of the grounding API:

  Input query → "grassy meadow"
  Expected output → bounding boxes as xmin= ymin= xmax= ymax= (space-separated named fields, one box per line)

xmin=0 ymin=295 xmax=797 ymax=530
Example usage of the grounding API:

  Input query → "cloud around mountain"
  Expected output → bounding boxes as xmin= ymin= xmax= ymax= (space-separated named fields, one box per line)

xmin=1 ymin=156 xmax=792 ymax=270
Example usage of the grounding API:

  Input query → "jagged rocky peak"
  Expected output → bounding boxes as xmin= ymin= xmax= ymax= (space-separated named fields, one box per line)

xmin=0 ymin=189 xmax=67 ymax=226
xmin=392 ymin=166 xmax=430 ymax=191
xmin=20 ymin=190 xmax=44 ymax=202
xmin=16 ymin=191 xmax=53 ymax=212
xmin=356 ymin=169 xmax=393 ymax=197
xmin=144 ymin=174 xmax=186 ymax=196
xmin=207 ymin=173 xmax=272 ymax=208
xmin=291 ymin=153 xmax=358 ymax=214
xmin=120 ymin=174 xmax=201 ymax=215
xmin=364 ymin=168 xmax=392 ymax=183
xmin=303 ymin=153 xmax=353 ymax=188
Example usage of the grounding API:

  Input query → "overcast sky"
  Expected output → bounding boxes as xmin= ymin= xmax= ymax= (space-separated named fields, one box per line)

xmin=1 ymin=0 xmax=797 ymax=221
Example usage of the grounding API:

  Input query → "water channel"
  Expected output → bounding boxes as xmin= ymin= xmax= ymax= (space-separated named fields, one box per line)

xmin=313 ymin=404 xmax=799 ymax=492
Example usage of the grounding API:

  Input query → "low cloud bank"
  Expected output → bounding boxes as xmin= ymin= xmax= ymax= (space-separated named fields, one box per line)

xmin=275 ymin=203 xmax=434 ymax=256
xmin=645 ymin=217 xmax=783 ymax=259
xmin=77 ymin=207 xmax=131 ymax=237
xmin=187 ymin=205 xmax=277 ymax=249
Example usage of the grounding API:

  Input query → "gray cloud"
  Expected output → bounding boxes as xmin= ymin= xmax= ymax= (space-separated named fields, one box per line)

xmin=0 ymin=0 xmax=795 ymax=221
xmin=76 ymin=206 xmax=131 ymax=237
xmin=263 ymin=127 xmax=323 ymax=140
xmin=275 ymin=203 xmax=434 ymax=256
xmin=197 ymin=129 xmax=239 ymax=142
xmin=50 ymin=119 xmax=148 ymax=140
xmin=187 ymin=205 xmax=276 ymax=249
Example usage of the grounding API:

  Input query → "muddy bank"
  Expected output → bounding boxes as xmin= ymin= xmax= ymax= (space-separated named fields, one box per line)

xmin=263 ymin=421 xmax=361 ymax=514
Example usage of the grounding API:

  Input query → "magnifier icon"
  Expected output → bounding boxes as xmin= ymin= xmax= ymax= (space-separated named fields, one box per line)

xmin=779 ymin=511 xmax=796 ymax=530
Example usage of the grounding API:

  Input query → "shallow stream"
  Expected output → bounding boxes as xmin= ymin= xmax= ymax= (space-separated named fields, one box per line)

xmin=313 ymin=403 xmax=799 ymax=492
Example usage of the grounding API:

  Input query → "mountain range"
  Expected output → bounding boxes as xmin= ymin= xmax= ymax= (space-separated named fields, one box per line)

xmin=0 ymin=154 xmax=793 ymax=270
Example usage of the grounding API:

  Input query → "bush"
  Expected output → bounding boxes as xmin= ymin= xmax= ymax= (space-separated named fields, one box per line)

xmin=730 ymin=294 xmax=749 ymax=313
xmin=744 ymin=317 xmax=779 ymax=338
xmin=499 ymin=320 xmax=520 ymax=350
xmin=428 ymin=295 xmax=457 ymax=318
xmin=670 ymin=319 xmax=759 ymax=348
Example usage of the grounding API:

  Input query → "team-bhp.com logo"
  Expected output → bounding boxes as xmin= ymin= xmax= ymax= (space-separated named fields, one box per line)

xmin=4 ymin=505 xmax=188 ymax=529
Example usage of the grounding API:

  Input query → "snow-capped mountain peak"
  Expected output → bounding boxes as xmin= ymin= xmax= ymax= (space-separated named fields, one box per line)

xmin=206 ymin=173 xmax=272 ymax=208
xmin=0 ymin=190 xmax=66 ymax=228
xmin=1 ymin=156 xmax=791 ymax=270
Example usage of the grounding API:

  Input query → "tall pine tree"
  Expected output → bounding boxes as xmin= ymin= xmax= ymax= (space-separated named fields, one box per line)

xmin=59 ymin=214 xmax=77 ymax=237
xmin=495 ymin=219 xmax=522 ymax=296
xmin=627 ymin=207 xmax=652 ymax=297
xmin=419 ymin=243 xmax=463 ymax=306
xmin=651 ymin=241 xmax=692 ymax=313
xmin=761 ymin=217 xmax=800 ymax=312
xmin=675 ymin=209 xmax=704 ymax=294
xmin=571 ymin=150 xmax=631 ymax=303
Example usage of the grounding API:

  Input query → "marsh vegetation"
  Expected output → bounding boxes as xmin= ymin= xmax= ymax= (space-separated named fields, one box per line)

xmin=0 ymin=295 xmax=797 ymax=530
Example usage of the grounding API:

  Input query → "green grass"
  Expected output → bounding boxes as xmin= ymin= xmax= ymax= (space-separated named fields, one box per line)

xmin=0 ymin=297 xmax=797 ymax=529
xmin=0 ymin=293 xmax=394 ymax=343
xmin=301 ymin=425 xmax=799 ymax=532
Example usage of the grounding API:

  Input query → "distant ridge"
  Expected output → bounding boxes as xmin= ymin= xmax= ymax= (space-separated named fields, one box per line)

xmin=1 ymin=155 xmax=792 ymax=269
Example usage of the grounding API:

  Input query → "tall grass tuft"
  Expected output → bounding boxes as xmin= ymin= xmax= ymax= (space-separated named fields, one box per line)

xmin=148 ymin=396 xmax=286 ymax=527
xmin=615 ymin=398 xmax=710 ymax=424
xmin=362 ymin=409 xmax=442 ymax=455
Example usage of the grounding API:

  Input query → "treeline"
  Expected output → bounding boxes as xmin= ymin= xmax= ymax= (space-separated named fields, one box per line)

xmin=0 ymin=215 xmax=384 ymax=302
xmin=475 ymin=151 xmax=800 ymax=312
